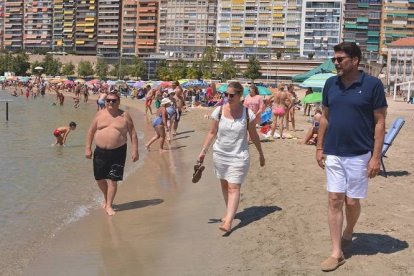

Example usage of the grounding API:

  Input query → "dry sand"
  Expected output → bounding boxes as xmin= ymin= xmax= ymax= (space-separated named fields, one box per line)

xmin=24 ymin=92 xmax=414 ymax=275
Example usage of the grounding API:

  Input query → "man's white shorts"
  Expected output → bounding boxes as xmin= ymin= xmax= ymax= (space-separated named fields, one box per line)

xmin=325 ymin=152 xmax=371 ymax=199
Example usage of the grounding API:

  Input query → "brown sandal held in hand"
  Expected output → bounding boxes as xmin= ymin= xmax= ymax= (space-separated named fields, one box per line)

xmin=192 ymin=160 xmax=205 ymax=183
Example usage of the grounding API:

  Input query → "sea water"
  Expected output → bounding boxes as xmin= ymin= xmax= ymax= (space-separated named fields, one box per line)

xmin=0 ymin=92 xmax=145 ymax=272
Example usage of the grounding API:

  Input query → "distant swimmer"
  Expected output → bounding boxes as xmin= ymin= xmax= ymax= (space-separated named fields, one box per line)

xmin=53 ymin=122 xmax=77 ymax=146
xmin=85 ymin=91 xmax=139 ymax=216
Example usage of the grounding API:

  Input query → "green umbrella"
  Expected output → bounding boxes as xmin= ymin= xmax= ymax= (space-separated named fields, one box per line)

xmin=299 ymin=73 xmax=336 ymax=89
xmin=303 ymin=92 xmax=322 ymax=104
xmin=243 ymin=86 xmax=272 ymax=96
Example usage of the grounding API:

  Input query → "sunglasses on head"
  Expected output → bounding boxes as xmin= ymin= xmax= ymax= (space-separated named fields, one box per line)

xmin=106 ymin=99 xmax=118 ymax=103
xmin=331 ymin=56 xmax=350 ymax=63
xmin=223 ymin=92 xmax=238 ymax=98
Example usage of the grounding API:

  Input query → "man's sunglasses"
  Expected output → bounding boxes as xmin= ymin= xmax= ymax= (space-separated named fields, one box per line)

xmin=106 ymin=99 xmax=118 ymax=103
xmin=331 ymin=56 xmax=350 ymax=63
xmin=223 ymin=92 xmax=238 ymax=98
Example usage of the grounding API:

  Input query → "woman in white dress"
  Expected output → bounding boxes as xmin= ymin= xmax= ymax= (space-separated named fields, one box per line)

xmin=198 ymin=81 xmax=265 ymax=233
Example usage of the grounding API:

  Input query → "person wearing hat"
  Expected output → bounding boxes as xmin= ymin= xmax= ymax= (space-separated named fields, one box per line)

xmin=145 ymin=97 xmax=171 ymax=152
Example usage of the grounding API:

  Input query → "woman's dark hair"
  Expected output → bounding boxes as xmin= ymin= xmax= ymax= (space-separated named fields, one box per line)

xmin=333 ymin=42 xmax=362 ymax=65
xmin=69 ymin=121 xmax=77 ymax=128
xmin=228 ymin=81 xmax=243 ymax=95
xmin=249 ymin=84 xmax=259 ymax=95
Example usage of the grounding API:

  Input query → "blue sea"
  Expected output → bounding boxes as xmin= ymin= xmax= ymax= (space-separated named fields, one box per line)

xmin=0 ymin=91 xmax=145 ymax=272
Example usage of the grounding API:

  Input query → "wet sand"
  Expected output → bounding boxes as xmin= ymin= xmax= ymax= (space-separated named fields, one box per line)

xmin=24 ymin=93 xmax=414 ymax=275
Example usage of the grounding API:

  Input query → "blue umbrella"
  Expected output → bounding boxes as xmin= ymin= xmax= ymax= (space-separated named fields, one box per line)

xmin=182 ymin=80 xmax=209 ymax=88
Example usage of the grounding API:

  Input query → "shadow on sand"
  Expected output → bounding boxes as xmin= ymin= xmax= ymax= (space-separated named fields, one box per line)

xmin=176 ymin=130 xmax=195 ymax=135
xmin=345 ymin=232 xmax=409 ymax=258
xmin=209 ymin=205 xmax=282 ymax=237
xmin=380 ymin=170 xmax=410 ymax=177
xmin=114 ymin=199 xmax=164 ymax=212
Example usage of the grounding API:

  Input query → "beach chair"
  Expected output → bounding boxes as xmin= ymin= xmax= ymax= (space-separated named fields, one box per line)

xmin=381 ymin=117 xmax=405 ymax=177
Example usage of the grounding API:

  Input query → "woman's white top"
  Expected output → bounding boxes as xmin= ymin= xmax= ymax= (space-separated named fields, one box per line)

xmin=210 ymin=105 xmax=256 ymax=164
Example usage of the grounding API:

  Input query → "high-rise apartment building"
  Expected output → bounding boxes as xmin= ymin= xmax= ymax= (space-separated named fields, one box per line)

xmin=97 ymin=0 xmax=121 ymax=58
xmin=4 ymin=0 xmax=24 ymax=51
xmin=136 ymin=1 xmax=158 ymax=58
xmin=53 ymin=0 xmax=76 ymax=52
xmin=300 ymin=0 xmax=343 ymax=58
xmin=0 ymin=1 xmax=4 ymax=49
xmin=380 ymin=0 xmax=414 ymax=57
xmin=217 ymin=0 xmax=302 ymax=59
xmin=75 ymin=0 xmax=97 ymax=54
xmin=158 ymin=0 xmax=217 ymax=59
xmin=24 ymin=0 xmax=54 ymax=51
xmin=121 ymin=0 xmax=138 ymax=56
xmin=386 ymin=37 xmax=414 ymax=87
xmin=343 ymin=0 xmax=381 ymax=61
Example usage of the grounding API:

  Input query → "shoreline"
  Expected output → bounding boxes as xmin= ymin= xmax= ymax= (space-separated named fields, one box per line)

xmin=15 ymin=88 xmax=414 ymax=275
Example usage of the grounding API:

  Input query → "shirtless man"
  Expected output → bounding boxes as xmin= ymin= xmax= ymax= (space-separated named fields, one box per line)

xmin=270 ymin=85 xmax=289 ymax=139
xmin=85 ymin=91 xmax=139 ymax=216
xmin=172 ymin=81 xmax=185 ymax=136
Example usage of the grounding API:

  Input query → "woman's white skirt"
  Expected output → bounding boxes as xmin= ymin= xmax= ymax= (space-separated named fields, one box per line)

xmin=213 ymin=153 xmax=250 ymax=184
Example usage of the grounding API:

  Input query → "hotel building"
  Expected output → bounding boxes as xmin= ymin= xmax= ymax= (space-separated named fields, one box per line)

xmin=75 ymin=0 xmax=97 ymax=55
xmin=158 ymin=0 xmax=217 ymax=59
xmin=300 ymin=0 xmax=343 ymax=58
xmin=121 ymin=0 xmax=138 ymax=56
xmin=24 ymin=0 xmax=54 ymax=51
xmin=4 ymin=0 xmax=24 ymax=51
xmin=217 ymin=0 xmax=302 ymax=59
xmin=386 ymin=37 xmax=414 ymax=86
xmin=53 ymin=0 xmax=76 ymax=52
xmin=0 ymin=1 xmax=4 ymax=49
xmin=136 ymin=1 xmax=158 ymax=58
xmin=380 ymin=0 xmax=414 ymax=57
xmin=342 ymin=0 xmax=382 ymax=61
xmin=97 ymin=0 xmax=121 ymax=58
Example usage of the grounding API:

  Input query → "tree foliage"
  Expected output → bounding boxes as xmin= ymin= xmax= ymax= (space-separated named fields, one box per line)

xmin=170 ymin=59 xmax=188 ymax=80
xmin=11 ymin=52 xmax=31 ymax=76
xmin=109 ymin=60 xmax=129 ymax=79
xmin=187 ymin=61 xmax=203 ymax=79
xmin=61 ymin=62 xmax=75 ymax=76
xmin=128 ymin=57 xmax=147 ymax=80
xmin=95 ymin=59 xmax=109 ymax=80
xmin=243 ymin=56 xmax=262 ymax=81
xmin=218 ymin=58 xmax=238 ymax=81
xmin=201 ymin=46 xmax=220 ymax=78
xmin=155 ymin=60 xmax=170 ymax=80
xmin=41 ymin=54 xmax=61 ymax=76
xmin=77 ymin=60 xmax=95 ymax=77
xmin=0 ymin=53 xmax=13 ymax=75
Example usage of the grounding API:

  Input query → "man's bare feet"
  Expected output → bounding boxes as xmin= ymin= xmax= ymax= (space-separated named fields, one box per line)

xmin=219 ymin=224 xmax=231 ymax=233
xmin=101 ymin=202 xmax=106 ymax=209
xmin=105 ymin=207 xmax=116 ymax=216
xmin=145 ymin=144 xmax=150 ymax=151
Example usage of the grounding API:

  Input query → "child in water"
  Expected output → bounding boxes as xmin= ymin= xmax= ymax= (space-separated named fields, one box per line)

xmin=53 ymin=122 xmax=77 ymax=146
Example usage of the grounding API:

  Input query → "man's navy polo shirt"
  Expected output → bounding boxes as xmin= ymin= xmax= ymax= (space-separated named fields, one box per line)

xmin=322 ymin=71 xmax=388 ymax=157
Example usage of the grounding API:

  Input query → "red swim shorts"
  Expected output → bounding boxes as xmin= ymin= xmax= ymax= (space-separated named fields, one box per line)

xmin=53 ymin=129 xmax=61 ymax=137
xmin=145 ymin=98 xmax=153 ymax=107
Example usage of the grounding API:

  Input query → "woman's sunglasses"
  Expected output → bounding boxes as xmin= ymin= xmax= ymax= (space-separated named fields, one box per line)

xmin=223 ymin=92 xmax=238 ymax=98
xmin=106 ymin=99 xmax=118 ymax=103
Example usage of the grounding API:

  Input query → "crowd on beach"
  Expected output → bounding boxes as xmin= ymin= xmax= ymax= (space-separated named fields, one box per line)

xmin=1 ymin=42 xmax=390 ymax=273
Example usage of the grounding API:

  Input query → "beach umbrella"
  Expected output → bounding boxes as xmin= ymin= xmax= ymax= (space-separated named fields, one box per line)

xmin=182 ymin=80 xmax=209 ymax=88
xmin=303 ymin=92 xmax=323 ymax=104
xmin=34 ymin=66 xmax=44 ymax=70
xmin=299 ymin=73 xmax=336 ymax=89
xmin=64 ymin=80 xmax=74 ymax=85
xmin=242 ymin=86 xmax=272 ymax=96
xmin=49 ymin=78 xmax=64 ymax=84
xmin=217 ymin=84 xmax=228 ymax=93
xmin=178 ymin=79 xmax=189 ymax=84
xmin=106 ymin=80 xmax=116 ymax=86
xmin=133 ymin=80 xmax=146 ymax=88
xmin=18 ymin=76 xmax=31 ymax=83
xmin=159 ymin=81 xmax=171 ymax=88
xmin=87 ymin=79 xmax=100 ymax=85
